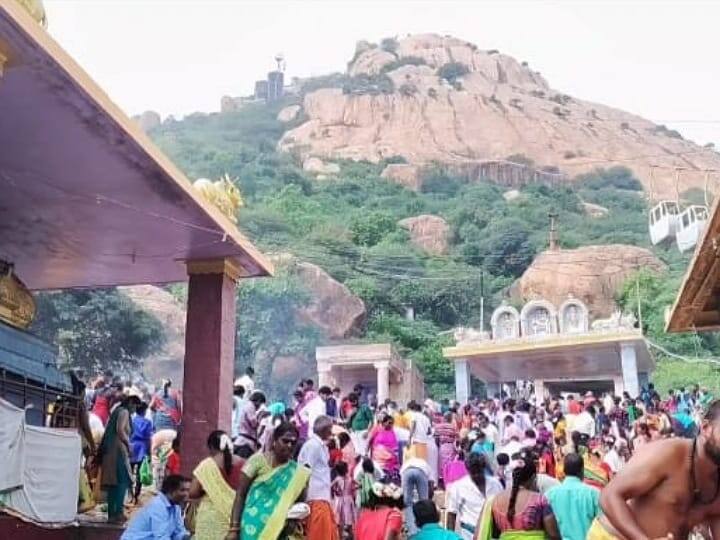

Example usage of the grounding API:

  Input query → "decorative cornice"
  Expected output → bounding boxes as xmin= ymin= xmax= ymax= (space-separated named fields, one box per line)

xmin=186 ymin=258 xmax=246 ymax=281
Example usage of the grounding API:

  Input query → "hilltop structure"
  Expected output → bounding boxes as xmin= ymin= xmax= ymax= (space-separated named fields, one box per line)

xmin=278 ymin=33 xmax=720 ymax=198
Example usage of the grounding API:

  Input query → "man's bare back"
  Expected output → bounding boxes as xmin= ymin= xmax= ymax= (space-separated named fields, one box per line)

xmin=601 ymin=428 xmax=720 ymax=540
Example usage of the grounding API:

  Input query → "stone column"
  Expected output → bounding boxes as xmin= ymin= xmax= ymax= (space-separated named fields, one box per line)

xmin=455 ymin=359 xmax=471 ymax=404
xmin=620 ymin=342 xmax=640 ymax=398
xmin=533 ymin=379 xmax=545 ymax=406
xmin=180 ymin=259 xmax=239 ymax=475
xmin=638 ymin=371 xmax=649 ymax=391
xmin=375 ymin=361 xmax=390 ymax=404
xmin=613 ymin=376 xmax=625 ymax=397
xmin=318 ymin=362 xmax=332 ymax=388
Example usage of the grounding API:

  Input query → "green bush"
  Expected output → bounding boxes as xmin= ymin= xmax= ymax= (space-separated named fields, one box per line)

xmin=380 ymin=56 xmax=428 ymax=74
xmin=576 ymin=166 xmax=643 ymax=191
xmin=342 ymin=74 xmax=395 ymax=95
xmin=350 ymin=211 xmax=398 ymax=247
xmin=437 ymin=62 xmax=470 ymax=83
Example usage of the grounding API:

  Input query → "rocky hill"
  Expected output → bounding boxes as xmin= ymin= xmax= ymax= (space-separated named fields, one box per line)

xmin=279 ymin=34 xmax=720 ymax=198
xmin=509 ymin=245 xmax=666 ymax=318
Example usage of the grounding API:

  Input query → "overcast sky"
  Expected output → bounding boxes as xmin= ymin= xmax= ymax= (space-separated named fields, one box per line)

xmin=45 ymin=0 xmax=719 ymax=146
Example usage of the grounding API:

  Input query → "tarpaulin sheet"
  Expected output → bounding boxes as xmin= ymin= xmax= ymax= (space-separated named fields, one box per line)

xmin=0 ymin=398 xmax=81 ymax=525
xmin=0 ymin=397 xmax=24 ymax=492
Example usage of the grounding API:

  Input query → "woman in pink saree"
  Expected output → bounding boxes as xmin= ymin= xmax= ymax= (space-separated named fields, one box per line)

xmin=434 ymin=412 xmax=459 ymax=486
xmin=368 ymin=414 xmax=400 ymax=483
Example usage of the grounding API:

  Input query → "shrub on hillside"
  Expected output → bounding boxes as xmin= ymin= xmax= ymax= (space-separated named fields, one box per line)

xmin=342 ymin=74 xmax=395 ymax=95
xmin=576 ymin=166 xmax=643 ymax=191
xmin=420 ymin=166 xmax=464 ymax=197
xmin=380 ymin=37 xmax=399 ymax=54
xmin=380 ymin=56 xmax=428 ymax=74
xmin=437 ymin=62 xmax=470 ymax=83
xmin=350 ymin=211 xmax=398 ymax=247
xmin=399 ymin=83 xmax=419 ymax=96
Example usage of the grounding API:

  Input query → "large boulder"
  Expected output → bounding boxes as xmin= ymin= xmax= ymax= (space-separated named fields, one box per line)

xmin=398 ymin=214 xmax=450 ymax=256
xmin=510 ymin=245 xmax=666 ymax=318
xmin=381 ymin=164 xmax=422 ymax=191
xmin=294 ymin=261 xmax=366 ymax=339
xmin=277 ymin=104 xmax=301 ymax=123
xmin=279 ymin=33 xmax=720 ymax=198
xmin=303 ymin=156 xmax=341 ymax=176
xmin=119 ymin=285 xmax=186 ymax=385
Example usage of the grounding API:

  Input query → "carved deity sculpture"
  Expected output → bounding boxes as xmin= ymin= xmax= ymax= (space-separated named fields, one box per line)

xmin=520 ymin=300 xmax=558 ymax=337
xmin=193 ymin=174 xmax=244 ymax=223
xmin=559 ymin=298 xmax=589 ymax=334
xmin=529 ymin=308 xmax=552 ymax=335
xmin=491 ymin=304 xmax=520 ymax=340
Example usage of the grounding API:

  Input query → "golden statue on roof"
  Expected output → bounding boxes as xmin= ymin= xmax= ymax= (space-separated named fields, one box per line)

xmin=0 ymin=261 xmax=36 ymax=330
xmin=15 ymin=0 xmax=47 ymax=28
xmin=193 ymin=173 xmax=244 ymax=223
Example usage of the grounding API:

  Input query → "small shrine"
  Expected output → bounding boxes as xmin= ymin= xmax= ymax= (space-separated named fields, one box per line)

xmin=316 ymin=343 xmax=425 ymax=404
xmin=446 ymin=296 xmax=652 ymax=403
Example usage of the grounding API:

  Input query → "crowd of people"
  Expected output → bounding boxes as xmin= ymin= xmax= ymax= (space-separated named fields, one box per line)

xmin=75 ymin=368 xmax=720 ymax=539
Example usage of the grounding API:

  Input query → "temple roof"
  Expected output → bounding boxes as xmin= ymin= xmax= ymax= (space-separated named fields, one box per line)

xmin=0 ymin=1 xmax=272 ymax=290
xmin=667 ymin=185 xmax=720 ymax=331
xmin=444 ymin=330 xmax=653 ymax=382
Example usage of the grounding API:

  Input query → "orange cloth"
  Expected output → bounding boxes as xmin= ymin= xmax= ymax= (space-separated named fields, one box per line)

xmin=306 ymin=500 xmax=339 ymax=540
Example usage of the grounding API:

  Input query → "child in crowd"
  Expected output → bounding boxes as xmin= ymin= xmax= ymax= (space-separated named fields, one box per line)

xmin=129 ymin=401 xmax=153 ymax=504
xmin=332 ymin=461 xmax=356 ymax=539
xmin=496 ymin=452 xmax=510 ymax=488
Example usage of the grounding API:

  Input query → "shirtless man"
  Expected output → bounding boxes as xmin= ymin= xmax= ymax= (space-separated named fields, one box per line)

xmin=595 ymin=400 xmax=720 ymax=539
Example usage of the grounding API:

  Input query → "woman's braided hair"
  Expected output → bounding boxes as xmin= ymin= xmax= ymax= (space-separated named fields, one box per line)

xmin=507 ymin=449 xmax=537 ymax=524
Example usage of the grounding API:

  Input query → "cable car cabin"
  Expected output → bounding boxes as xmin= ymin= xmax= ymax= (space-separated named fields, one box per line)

xmin=676 ymin=205 xmax=709 ymax=253
xmin=649 ymin=201 xmax=681 ymax=245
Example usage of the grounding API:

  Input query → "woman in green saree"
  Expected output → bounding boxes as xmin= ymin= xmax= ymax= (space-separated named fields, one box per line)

xmin=98 ymin=393 xmax=136 ymax=524
xmin=475 ymin=450 xmax=559 ymax=540
xmin=226 ymin=422 xmax=309 ymax=540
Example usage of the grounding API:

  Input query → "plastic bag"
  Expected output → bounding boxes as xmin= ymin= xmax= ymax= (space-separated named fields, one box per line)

xmin=139 ymin=457 xmax=153 ymax=486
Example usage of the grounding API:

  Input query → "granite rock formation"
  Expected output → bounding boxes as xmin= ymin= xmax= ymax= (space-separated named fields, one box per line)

xmin=279 ymin=34 xmax=720 ymax=198
xmin=510 ymin=245 xmax=666 ymax=318
xmin=398 ymin=214 xmax=450 ymax=255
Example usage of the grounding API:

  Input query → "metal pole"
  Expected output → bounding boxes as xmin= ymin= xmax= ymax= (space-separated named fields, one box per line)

xmin=479 ymin=269 xmax=485 ymax=331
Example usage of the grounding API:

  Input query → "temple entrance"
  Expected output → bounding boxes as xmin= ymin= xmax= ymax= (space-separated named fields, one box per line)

xmin=545 ymin=379 xmax=615 ymax=397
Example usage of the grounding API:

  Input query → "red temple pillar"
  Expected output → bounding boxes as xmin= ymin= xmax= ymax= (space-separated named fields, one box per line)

xmin=180 ymin=259 xmax=239 ymax=476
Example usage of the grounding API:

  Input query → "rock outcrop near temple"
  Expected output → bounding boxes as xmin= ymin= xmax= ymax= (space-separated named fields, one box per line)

xmin=279 ymin=34 xmax=720 ymax=198
xmin=399 ymin=214 xmax=450 ymax=255
xmin=510 ymin=245 xmax=666 ymax=318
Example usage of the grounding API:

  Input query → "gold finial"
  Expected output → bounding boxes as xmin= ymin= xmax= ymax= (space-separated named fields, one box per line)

xmin=15 ymin=0 xmax=48 ymax=28
xmin=192 ymin=174 xmax=244 ymax=223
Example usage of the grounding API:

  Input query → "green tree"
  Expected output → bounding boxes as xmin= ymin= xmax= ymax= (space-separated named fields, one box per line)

xmin=235 ymin=273 xmax=320 ymax=398
xmin=32 ymin=289 xmax=165 ymax=375
xmin=437 ymin=62 xmax=470 ymax=83
xmin=350 ymin=212 xmax=398 ymax=247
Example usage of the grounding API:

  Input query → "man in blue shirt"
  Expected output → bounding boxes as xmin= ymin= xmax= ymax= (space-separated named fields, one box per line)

xmin=546 ymin=453 xmax=600 ymax=540
xmin=121 ymin=475 xmax=191 ymax=540
xmin=410 ymin=499 xmax=462 ymax=540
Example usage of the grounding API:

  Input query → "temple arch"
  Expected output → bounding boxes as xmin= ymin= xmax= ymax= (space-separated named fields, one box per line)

xmin=559 ymin=296 xmax=589 ymax=334
xmin=520 ymin=299 xmax=558 ymax=336
xmin=490 ymin=304 xmax=520 ymax=340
